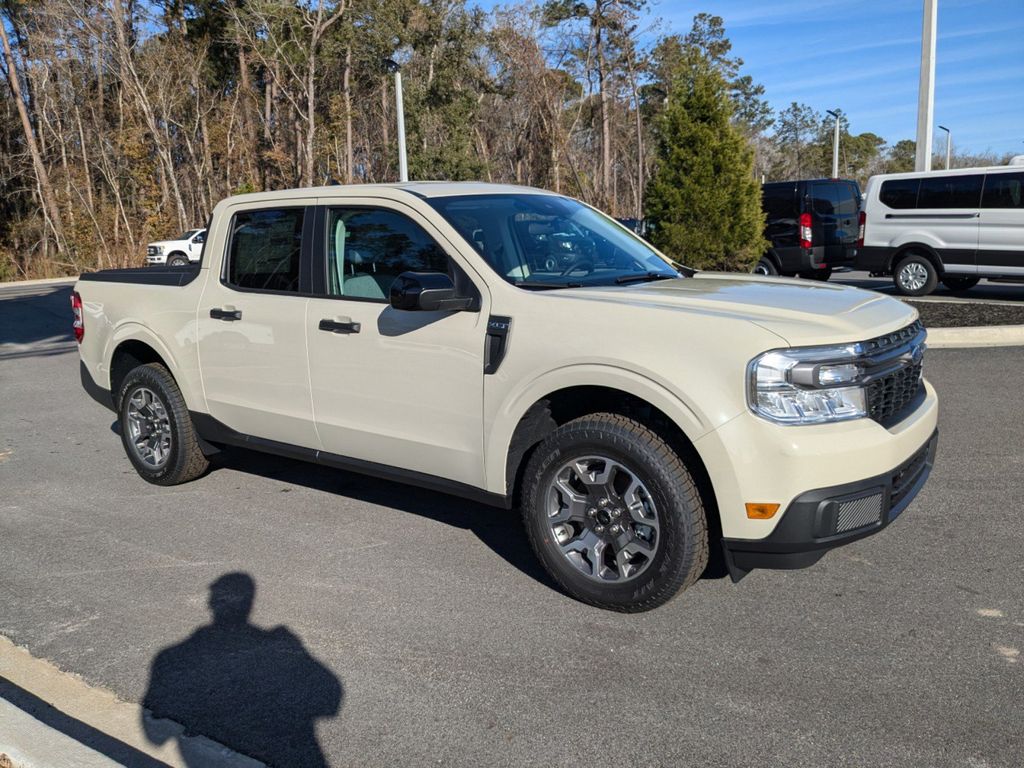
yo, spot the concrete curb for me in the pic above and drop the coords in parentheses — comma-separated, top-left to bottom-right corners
(0, 636, 261, 768)
(927, 324, 1024, 348)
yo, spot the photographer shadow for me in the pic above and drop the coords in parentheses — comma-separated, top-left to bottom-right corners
(143, 572, 341, 767)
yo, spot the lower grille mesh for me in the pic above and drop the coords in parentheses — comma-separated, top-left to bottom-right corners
(836, 493, 883, 533)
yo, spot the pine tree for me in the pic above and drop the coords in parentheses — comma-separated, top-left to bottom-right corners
(645, 56, 765, 272)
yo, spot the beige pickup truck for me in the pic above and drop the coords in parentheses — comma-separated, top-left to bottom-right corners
(74, 183, 938, 611)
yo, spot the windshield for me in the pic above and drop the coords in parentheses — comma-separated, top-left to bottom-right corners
(427, 194, 680, 288)
(176, 230, 198, 241)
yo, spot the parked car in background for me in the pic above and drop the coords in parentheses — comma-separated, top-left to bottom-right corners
(858, 160, 1024, 295)
(73, 182, 937, 612)
(146, 229, 207, 266)
(756, 179, 862, 281)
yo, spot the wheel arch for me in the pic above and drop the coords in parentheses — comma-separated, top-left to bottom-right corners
(496, 382, 721, 553)
(166, 250, 188, 261)
(889, 243, 945, 275)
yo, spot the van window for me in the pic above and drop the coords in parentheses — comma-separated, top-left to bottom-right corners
(917, 175, 984, 209)
(879, 179, 919, 209)
(762, 185, 795, 221)
(982, 172, 1024, 209)
(225, 208, 304, 292)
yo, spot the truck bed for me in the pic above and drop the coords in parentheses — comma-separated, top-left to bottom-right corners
(78, 265, 201, 287)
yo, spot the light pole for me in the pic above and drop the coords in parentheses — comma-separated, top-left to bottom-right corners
(826, 109, 841, 178)
(383, 58, 408, 183)
(915, 0, 938, 172)
(938, 124, 951, 169)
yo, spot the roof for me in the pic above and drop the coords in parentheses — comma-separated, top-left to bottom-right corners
(219, 181, 555, 207)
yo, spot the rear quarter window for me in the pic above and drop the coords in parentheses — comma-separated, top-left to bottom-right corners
(982, 172, 1024, 209)
(879, 179, 919, 209)
(762, 185, 795, 221)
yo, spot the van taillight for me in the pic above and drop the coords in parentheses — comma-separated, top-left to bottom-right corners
(71, 291, 84, 343)
(799, 212, 813, 249)
(857, 210, 866, 248)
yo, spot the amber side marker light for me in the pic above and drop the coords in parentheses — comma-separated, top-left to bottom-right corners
(745, 503, 780, 520)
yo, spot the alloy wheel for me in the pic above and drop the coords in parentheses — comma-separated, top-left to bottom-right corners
(125, 386, 173, 468)
(546, 456, 660, 582)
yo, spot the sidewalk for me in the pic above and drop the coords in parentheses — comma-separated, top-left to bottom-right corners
(0, 636, 260, 768)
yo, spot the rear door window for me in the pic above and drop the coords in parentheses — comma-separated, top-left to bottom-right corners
(879, 179, 919, 209)
(981, 172, 1024, 209)
(810, 183, 842, 215)
(225, 208, 305, 292)
(917, 175, 984, 209)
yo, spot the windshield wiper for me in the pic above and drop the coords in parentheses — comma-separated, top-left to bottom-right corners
(513, 281, 584, 290)
(614, 271, 678, 285)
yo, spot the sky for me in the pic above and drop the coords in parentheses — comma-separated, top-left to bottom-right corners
(477, 0, 1024, 156)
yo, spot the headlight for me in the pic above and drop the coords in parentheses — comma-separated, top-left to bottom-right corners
(748, 344, 867, 424)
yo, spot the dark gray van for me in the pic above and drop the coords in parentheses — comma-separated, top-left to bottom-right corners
(756, 179, 862, 280)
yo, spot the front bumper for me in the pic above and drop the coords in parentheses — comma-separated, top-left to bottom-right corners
(721, 429, 937, 580)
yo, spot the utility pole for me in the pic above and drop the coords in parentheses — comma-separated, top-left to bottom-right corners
(915, 0, 937, 172)
(938, 125, 951, 169)
(826, 109, 841, 178)
(383, 58, 409, 182)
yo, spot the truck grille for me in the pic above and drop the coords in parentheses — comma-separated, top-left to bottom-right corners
(862, 321, 925, 425)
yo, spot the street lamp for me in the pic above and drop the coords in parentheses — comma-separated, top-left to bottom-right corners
(938, 124, 951, 170)
(915, 0, 938, 172)
(383, 58, 408, 183)
(826, 109, 841, 178)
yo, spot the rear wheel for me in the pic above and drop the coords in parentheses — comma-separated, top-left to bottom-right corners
(754, 257, 778, 276)
(117, 363, 209, 486)
(167, 253, 189, 267)
(893, 253, 938, 296)
(521, 413, 708, 612)
(941, 276, 980, 292)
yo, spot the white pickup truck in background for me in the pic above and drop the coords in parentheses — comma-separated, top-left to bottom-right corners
(146, 229, 207, 266)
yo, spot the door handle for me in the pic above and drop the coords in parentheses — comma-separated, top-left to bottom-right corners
(210, 307, 242, 321)
(319, 317, 361, 334)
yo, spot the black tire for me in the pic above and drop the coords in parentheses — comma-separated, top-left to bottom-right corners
(941, 275, 980, 292)
(893, 253, 938, 296)
(754, 257, 779, 276)
(167, 253, 189, 267)
(521, 413, 708, 612)
(117, 363, 209, 486)
(799, 266, 833, 281)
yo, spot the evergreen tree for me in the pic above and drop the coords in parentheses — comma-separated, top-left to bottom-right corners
(644, 56, 764, 272)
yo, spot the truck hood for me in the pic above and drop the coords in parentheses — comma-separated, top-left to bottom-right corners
(554, 272, 918, 347)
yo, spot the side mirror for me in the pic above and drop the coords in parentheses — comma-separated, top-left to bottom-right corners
(390, 272, 474, 312)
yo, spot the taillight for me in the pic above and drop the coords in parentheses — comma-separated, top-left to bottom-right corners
(71, 290, 84, 343)
(799, 212, 813, 249)
(857, 210, 866, 248)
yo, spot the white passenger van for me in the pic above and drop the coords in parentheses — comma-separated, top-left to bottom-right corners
(858, 158, 1024, 295)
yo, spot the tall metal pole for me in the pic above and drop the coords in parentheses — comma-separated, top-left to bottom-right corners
(938, 125, 951, 169)
(915, 0, 938, 172)
(394, 71, 408, 183)
(827, 109, 841, 178)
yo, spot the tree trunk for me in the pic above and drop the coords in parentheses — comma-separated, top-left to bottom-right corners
(0, 20, 66, 249)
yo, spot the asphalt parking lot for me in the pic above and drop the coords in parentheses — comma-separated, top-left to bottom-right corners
(1, 281, 1022, 768)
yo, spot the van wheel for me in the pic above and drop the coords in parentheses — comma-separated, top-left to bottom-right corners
(893, 253, 938, 296)
(521, 413, 708, 612)
(168, 254, 189, 267)
(117, 363, 209, 486)
(754, 257, 778, 276)
(941, 276, 980, 292)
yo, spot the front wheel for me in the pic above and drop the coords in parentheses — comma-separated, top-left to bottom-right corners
(167, 254, 189, 267)
(117, 363, 209, 485)
(521, 413, 708, 612)
(893, 253, 938, 296)
(941, 276, 980, 292)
